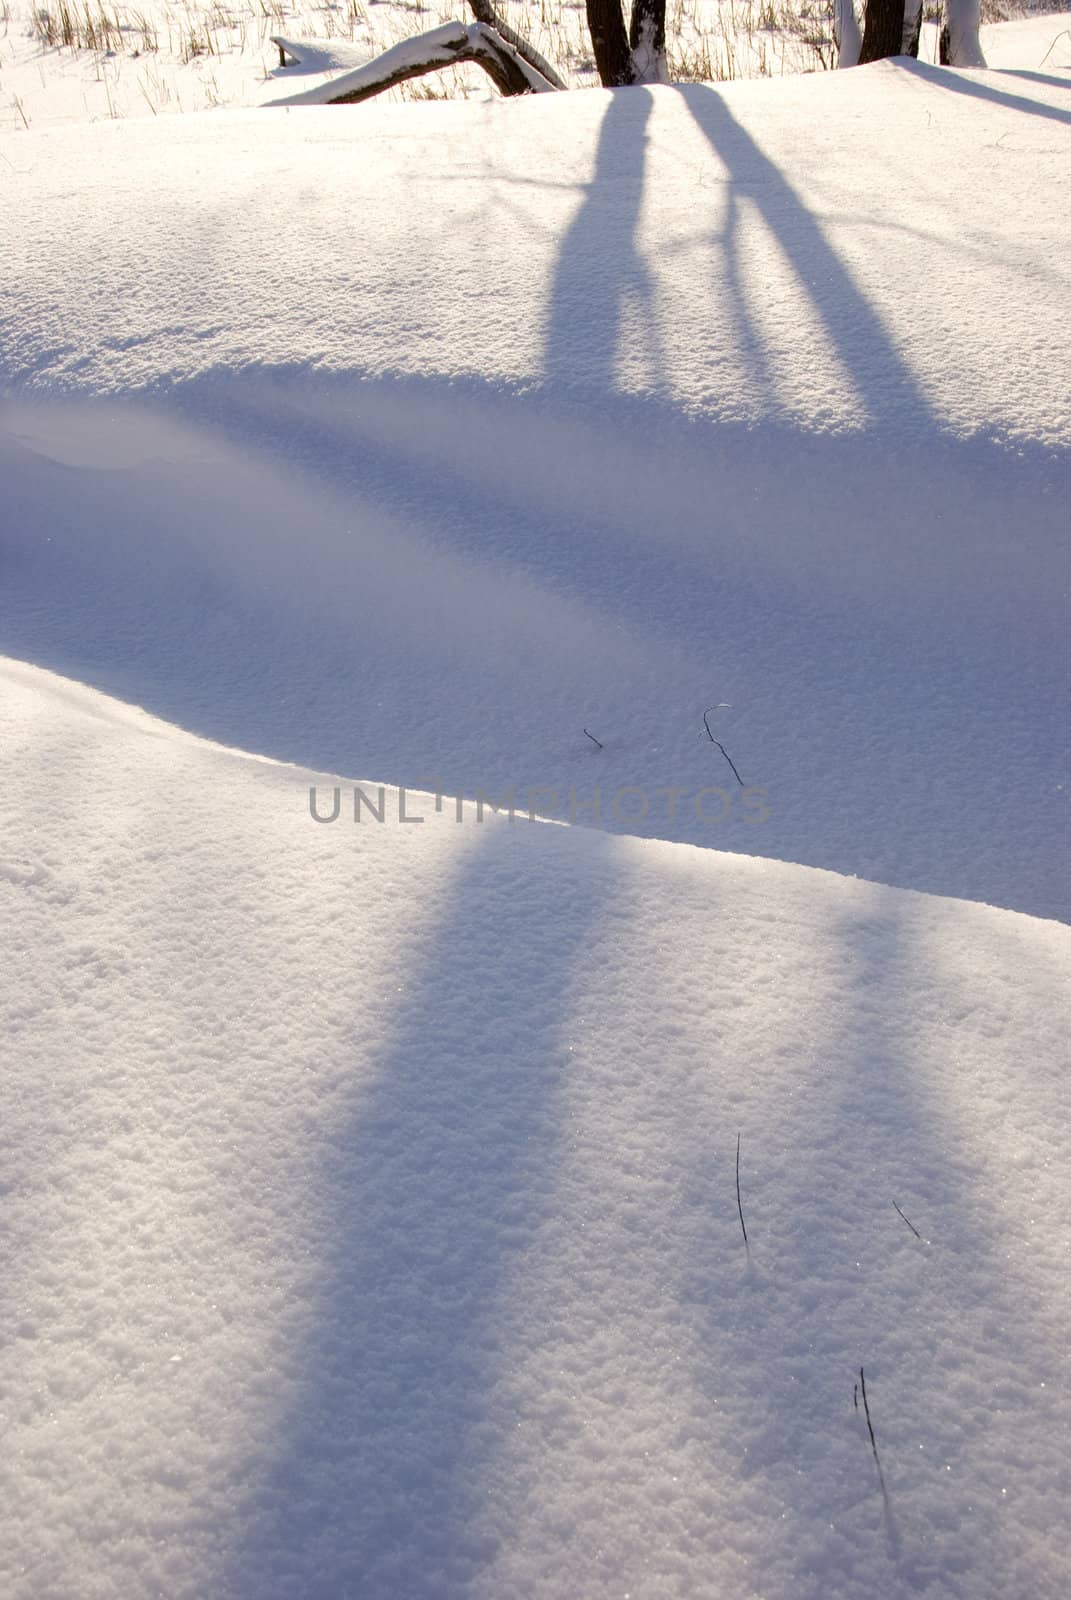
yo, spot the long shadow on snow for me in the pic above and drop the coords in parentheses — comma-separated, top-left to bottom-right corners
(676, 82, 930, 421)
(3, 88, 1069, 918)
(542, 87, 666, 391)
(998, 70, 1071, 94)
(220, 817, 607, 1599)
(679, 897, 1053, 1596)
(892, 57, 1071, 125)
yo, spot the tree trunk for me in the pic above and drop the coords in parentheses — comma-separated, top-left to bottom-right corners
(586, 0, 636, 86)
(834, 0, 863, 67)
(628, 0, 667, 83)
(858, 0, 905, 64)
(902, 0, 922, 57)
(940, 0, 986, 65)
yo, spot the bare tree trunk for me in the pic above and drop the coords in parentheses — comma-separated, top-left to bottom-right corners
(940, 0, 986, 65)
(586, 0, 636, 86)
(628, 0, 667, 82)
(858, 0, 905, 63)
(835, 0, 863, 67)
(902, 0, 922, 56)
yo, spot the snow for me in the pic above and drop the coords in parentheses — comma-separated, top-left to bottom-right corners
(5, 2, 1068, 131)
(3, 59, 1070, 917)
(982, 8, 1071, 67)
(3, 655, 1070, 1600)
(2, 11, 1070, 1599)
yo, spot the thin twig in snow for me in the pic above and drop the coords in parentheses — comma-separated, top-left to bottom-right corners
(703, 706, 744, 786)
(583, 729, 603, 750)
(1040, 28, 1071, 67)
(893, 1201, 922, 1239)
(735, 1131, 748, 1247)
(859, 1367, 888, 1495)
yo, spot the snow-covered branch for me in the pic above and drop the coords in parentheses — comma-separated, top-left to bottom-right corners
(269, 23, 559, 108)
(465, 0, 568, 90)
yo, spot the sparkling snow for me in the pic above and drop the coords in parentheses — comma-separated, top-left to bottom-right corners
(2, 15, 1070, 1600)
(2, 60, 1070, 916)
(2, 658, 1069, 1599)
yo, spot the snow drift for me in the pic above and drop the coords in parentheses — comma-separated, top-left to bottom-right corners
(1, 656, 1069, 1600)
(2, 65, 1070, 917)
(2, 33, 1070, 1600)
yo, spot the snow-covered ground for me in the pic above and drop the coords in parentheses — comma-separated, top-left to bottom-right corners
(2, 655, 1070, 1600)
(4, 54, 1070, 916)
(0, 0, 799, 129)
(4, 0, 1071, 128)
(2, 10, 1070, 1599)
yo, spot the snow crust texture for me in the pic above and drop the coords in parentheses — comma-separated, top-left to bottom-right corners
(2, 63, 1070, 918)
(2, 34, 1070, 1599)
(2, 66, 1070, 446)
(1, 658, 1070, 1600)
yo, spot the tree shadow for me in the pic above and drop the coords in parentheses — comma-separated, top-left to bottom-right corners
(677, 81, 929, 423)
(998, 70, 1071, 93)
(543, 86, 665, 394)
(678, 890, 1063, 1595)
(222, 816, 612, 1599)
(4, 77, 1068, 922)
(893, 57, 1071, 125)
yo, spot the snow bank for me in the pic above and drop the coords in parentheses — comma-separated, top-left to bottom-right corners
(2, 655, 1069, 1600)
(982, 9, 1071, 69)
(2, 31, 1070, 1598)
(2, 63, 1069, 916)
(3, 66, 1069, 445)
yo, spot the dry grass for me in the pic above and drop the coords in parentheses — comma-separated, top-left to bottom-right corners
(26, 0, 836, 84)
(35, 2, 131, 49)
(25, 0, 1042, 108)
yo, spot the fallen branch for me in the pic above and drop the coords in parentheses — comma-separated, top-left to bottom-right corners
(465, 0, 568, 90)
(270, 23, 559, 107)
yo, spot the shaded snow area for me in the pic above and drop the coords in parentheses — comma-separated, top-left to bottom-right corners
(3, 63, 1070, 917)
(2, 658, 1070, 1600)
(2, 27, 1070, 1600)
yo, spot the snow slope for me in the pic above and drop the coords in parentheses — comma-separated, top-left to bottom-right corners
(983, 8, 1071, 68)
(2, 31, 1070, 1600)
(2, 655, 1069, 1600)
(3, 60, 1070, 917)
